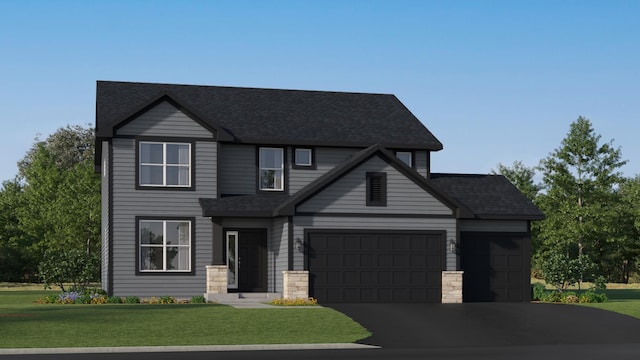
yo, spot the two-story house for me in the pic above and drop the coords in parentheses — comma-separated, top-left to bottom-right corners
(95, 81, 544, 303)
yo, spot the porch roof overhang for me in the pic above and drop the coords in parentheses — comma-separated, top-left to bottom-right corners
(199, 194, 291, 218)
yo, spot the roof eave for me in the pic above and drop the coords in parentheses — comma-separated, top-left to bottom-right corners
(472, 214, 546, 221)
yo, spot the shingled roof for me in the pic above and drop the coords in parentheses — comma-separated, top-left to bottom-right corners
(429, 173, 545, 220)
(95, 81, 443, 150)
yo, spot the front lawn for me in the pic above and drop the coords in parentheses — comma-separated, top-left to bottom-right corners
(0, 290, 371, 349)
(578, 288, 640, 319)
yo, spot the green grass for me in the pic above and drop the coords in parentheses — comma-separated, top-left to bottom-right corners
(578, 288, 640, 319)
(0, 290, 371, 349)
(531, 279, 640, 319)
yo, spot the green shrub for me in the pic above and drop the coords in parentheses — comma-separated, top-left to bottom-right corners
(36, 294, 59, 304)
(270, 297, 319, 306)
(579, 291, 608, 303)
(591, 276, 607, 291)
(107, 296, 123, 304)
(38, 249, 100, 293)
(159, 295, 176, 304)
(531, 282, 547, 301)
(75, 293, 92, 304)
(561, 292, 579, 303)
(124, 296, 140, 304)
(544, 291, 563, 303)
(190, 295, 206, 304)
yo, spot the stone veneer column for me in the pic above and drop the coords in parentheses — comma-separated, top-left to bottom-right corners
(206, 265, 228, 294)
(441, 271, 464, 303)
(282, 270, 309, 299)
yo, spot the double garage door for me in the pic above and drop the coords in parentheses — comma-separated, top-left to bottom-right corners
(307, 231, 445, 303)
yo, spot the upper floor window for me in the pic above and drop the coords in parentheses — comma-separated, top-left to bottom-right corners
(395, 151, 413, 167)
(293, 147, 316, 169)
(139, 142, 191, 187)
(139, 219, 191, 272)
(259, 147, 284, 191)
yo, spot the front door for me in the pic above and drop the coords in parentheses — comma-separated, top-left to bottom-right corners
(226, 229, 267, 292)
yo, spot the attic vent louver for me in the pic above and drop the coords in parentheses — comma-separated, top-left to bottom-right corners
(366, 172, 387, 206)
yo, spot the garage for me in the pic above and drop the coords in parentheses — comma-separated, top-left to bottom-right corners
(307, 230, 445, 303)
(461, 232, 531, 302)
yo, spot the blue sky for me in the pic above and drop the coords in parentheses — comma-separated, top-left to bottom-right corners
(1, 0, 639, 183)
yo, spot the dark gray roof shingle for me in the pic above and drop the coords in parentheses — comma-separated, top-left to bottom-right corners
(96, 81, 443, 150)
(430, 173, 545, 220)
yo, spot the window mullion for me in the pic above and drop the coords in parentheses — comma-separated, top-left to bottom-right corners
(162, 221, 167, 271)
(162, 143, 167, 186)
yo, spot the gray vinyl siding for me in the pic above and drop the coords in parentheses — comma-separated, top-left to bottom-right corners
(415, 150, 428, 178)
(270, 217, 289, 293)
(288, 147, 359, 193)
(116, 101, 213, 138)
(100, 141, 110, 293)
(293, 216, 458, 271)
(110, 138, 216, 298)
(219, 144, 256, 195)
(297, 156, 453, 215)
(460, 220, 529, 232)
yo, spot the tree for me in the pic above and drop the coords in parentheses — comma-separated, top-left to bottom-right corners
(537, 117, 627, 284)
(607, 176, 640, 282)
(493, 161, 542, 201)
(0, 124, 101, 283)
(0, 180, 38, 281)
(17, 125, 100, 256)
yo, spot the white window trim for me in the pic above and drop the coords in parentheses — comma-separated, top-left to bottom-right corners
(226, 231, 239, 289)
(259, 147, 284, 191)
(139, 219, 191, 272)
(294, 148, 313, 167)
(139, 141, 191, 187)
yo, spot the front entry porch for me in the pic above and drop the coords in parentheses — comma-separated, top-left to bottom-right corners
(204, 265, 308, 303)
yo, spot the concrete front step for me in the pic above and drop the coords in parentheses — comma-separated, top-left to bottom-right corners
(204, 292, 282, 304)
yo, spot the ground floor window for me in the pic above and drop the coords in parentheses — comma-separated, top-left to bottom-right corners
(139, 219, 191, 272)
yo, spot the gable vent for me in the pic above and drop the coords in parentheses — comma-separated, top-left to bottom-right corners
(366, 172, 387, 206)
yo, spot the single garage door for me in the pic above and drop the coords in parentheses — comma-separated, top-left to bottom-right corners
(307, 230, 445, 303)
(461, 232, 531, 302)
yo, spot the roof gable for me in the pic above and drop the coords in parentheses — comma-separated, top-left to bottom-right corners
(116, 100, 213, 138)
(97, 88, 233, 141)
(295, 154, 453, 215)
(276, 144, 469, 217)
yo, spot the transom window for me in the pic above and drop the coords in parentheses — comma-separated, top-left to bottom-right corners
(139, 142, 191, 187)
(259, 147, 284, 191)
(139, 219, 191, 272)
(396, 151, 413, 167)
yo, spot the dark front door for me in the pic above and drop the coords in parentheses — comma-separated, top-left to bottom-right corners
(237, 229, 268, 292)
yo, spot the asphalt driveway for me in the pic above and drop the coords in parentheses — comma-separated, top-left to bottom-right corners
(328, 302, 640, 349)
